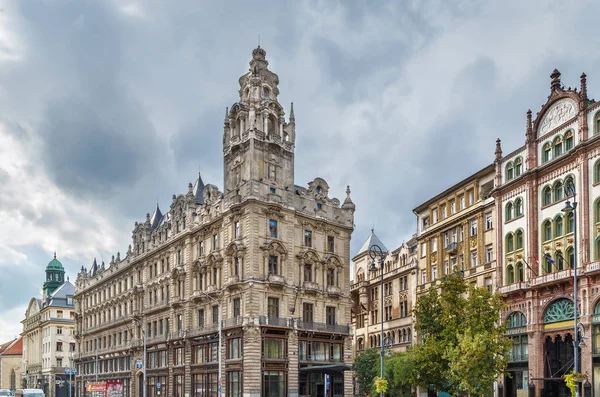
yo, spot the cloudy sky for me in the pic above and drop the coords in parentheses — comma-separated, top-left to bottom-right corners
(1, 0, 600, 341)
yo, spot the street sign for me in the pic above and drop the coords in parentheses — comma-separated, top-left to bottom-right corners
(64, 368, 77, 375)
(135, 359, 143, 369)
(218, 386, 222, 393)
(156, 382, 162, 389)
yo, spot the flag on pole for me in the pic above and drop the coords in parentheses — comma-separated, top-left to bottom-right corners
(544, 253, 556, 265)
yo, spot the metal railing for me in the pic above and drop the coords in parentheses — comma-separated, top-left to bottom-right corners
(296, 320, 350, 334)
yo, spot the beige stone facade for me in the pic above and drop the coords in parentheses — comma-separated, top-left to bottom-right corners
(350, 232, 417, 359)
(494, 70, 600, 397)
(0, 337, 22, 391)
(74, 47, 355, 397)
(21, 260, 76, 397)
(413, 165, 497, 296)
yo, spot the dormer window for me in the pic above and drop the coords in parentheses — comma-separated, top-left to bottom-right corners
(316, 203, 322, 210)
(316, 186, 322, 193)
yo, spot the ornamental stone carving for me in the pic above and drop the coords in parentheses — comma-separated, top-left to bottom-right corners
(539, 99, 577, 135)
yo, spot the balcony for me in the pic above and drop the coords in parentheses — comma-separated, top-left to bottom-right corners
(585, 261, 600, 274)
(146, 300, 169, 313)
(303, 281, 320, 294)
(326, 285, 342, 298)
(188, 323, 219, 337)
(170, 297, 185, 308)
(530, 269, 572, 287)
(350, 280, 369, 290)
(223, 316, 244, 329)
(259, 316, 292, 328)
(499, 282, 528, 295)
(296, 320, 350, 335)
(268, 274, 285, 285)
(226, 275, 240, 285)
(445, 242, 458, 254)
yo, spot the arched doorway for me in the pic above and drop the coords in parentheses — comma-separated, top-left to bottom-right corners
(505, 312, 528, 397)
(138, 372, 144, 397)
(542, 298, 576, 397)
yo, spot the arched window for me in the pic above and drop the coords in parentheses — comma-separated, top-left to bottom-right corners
(506, 202, 514, 221)
(595, 198, 600, 224)
(263, 86, 270, 98)
(553, 136, 563, 158)
(515, 198, 523, 217)
(506, 264, 515, 284)
(267, 116, 277, 136)
(506, 162, 514, 181)
(516, 262, 524, 282)
(555, 216, 563, 237)
(567, 212, 575, 234)
(595, 160, 600, 184)
(543, 143, 552, 163)
(595, 112, 600, 135)
(542, 220, 552, 242)
(564, 130, 574, 151)
(515, 157, 523, 177)
(542, 186, 552, 206)
(506, 311, 526, 329)
(596, 237, 600, 261)
(516, 230, 524, 250)
(554, 180, 563, 202)
(506, 233, 514, 253)
(564, 176, 575, 196)
(543, 298, 574, 324)
(556, 250, 564, 270)
(566, 246, 574, 267)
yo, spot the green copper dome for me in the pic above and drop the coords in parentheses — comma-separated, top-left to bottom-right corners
(46, 252, 64, 271)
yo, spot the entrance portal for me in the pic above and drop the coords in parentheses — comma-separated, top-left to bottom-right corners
(542, 334, 576, 397)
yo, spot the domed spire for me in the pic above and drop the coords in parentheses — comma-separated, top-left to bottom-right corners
(550, 69, 562, 92)
(342, 185, 356, 212)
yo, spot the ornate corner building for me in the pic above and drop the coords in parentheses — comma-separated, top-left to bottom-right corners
(21, 255, 76, 397)
(494, 70, 600, 397)
(73, 47, 356, 397)
(350, 231, 418, 358)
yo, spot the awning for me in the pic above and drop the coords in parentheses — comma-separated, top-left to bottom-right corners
(299, 364, 353, 373)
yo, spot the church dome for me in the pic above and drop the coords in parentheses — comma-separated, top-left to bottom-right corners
(46, 253, 64, 271)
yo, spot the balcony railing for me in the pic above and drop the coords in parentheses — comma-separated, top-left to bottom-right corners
(499, 282, 528, 294)
(530, 269, 572, 287)
(326, 285, 342, 297)
(188, 323, 219, 337)
(223, 316, 244, 329)
(303, 281, 320, 293)
(446, 242, 458, 253)
(259, 316, 292, 328)
(350, 280, 369, 290)
(296, 320, 350, 335)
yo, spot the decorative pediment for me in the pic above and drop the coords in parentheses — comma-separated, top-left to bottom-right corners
(170, 266, 186, 279)
(225, 241, 246, 258)
(263, 205, 284, 220)
(297, 248, 320, 265)
(261, 240, 288, 258)
(206, 252, 223, 268)
(324, 253, 343, 268)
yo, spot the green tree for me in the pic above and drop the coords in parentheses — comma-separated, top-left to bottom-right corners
(411, 271, 511, 397)
(353, 348, 379, 396)
(372, 351, 414, 397)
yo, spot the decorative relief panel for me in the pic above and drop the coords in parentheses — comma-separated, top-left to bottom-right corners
(539, 99, 577, 135)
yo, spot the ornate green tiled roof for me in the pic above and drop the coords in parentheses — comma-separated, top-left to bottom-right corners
(46, 253, 64, 271)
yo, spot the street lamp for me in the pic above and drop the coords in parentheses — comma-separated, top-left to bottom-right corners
(369, 244, 386, 397)
(562, 179, 580, 396)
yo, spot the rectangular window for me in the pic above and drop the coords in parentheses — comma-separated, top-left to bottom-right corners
(234, 221, 240, 239)
(174, 347, 184, 366)
(233, 298, 241, 318)
(303, 264, 313, 282)
(441, 205, 447, 219)
(213, 234, 218, 250)
(263, 371, 285, 397)
(57, 327, 62, 335)
(432, 208, 438, 223)
(268, 255, 278, 275)
(268, 297, 279, 318)
(421, 270, 427, 284)
(327, 236, 335, 253)
(421, 243, 427, 257)
(486, 213, 493, 230)
(450, 199, 456, 214)
(326, 268, 335, 287)
(57, 358, 62, 367)
(470, 250, 478, 268)
(486, 245, 493, 263)
(228, 338, 242, 360)
(444, 261, 449, 275)
(198, 241, 204, 257)
(177, 249, 182, 265)
(269, 219, 278, 238)
(459, 195, 465, 209)
(326, 306, 336, 326)
(485, 277, 493, 293)
(302, 303, 314, 323)
(263, 337, 286, 359)
(432, 265, 438, 280)
(470, 220, 478, 236)
(227, 371, 242, 397)
(212, 305, 219, 324)
(197, 309, 204, 328)
(431, 238, 437, 252)
(234, 257, 240, 276)
(304, 230, 312, 247)
(459, 225, 464, 241)
(468, 189, 475, 205)
(177, 314, 183, 332)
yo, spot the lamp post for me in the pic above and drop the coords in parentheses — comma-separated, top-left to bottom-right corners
(369, 244, 385, 397)
(562, 179, 580, 397)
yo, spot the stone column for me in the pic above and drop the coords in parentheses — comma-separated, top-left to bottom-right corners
(242, 325, 261, 397)
(288, 331, 299, 397)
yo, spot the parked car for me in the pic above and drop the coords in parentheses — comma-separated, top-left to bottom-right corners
(15, 389, 44, 397)
(0, 389, 12, 396)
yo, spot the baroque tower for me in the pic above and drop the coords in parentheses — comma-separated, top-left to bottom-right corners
(42, 253, 65, 299)
(223, 46, 296, 205)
